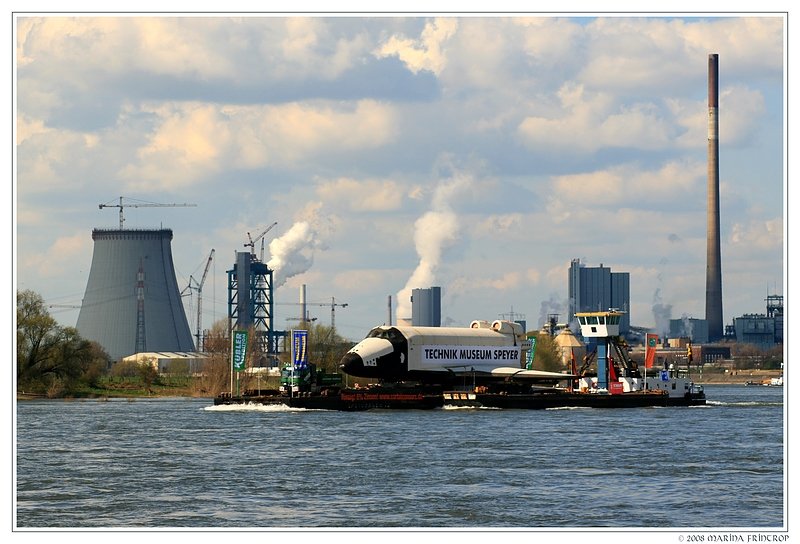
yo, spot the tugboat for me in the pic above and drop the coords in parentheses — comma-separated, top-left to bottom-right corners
(443, 310, 706, 409)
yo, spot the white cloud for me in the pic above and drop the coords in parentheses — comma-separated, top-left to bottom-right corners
(518, 82, 676, 153)
(730, 218, 783, 252)
(547, 159, 705, 214)
(118, 99, 398, 190)
(314, 177, 406, 212)
(374, 18, 458, 75)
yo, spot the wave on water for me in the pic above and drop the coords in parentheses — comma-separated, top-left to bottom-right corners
(705, 400, 783, 407)
(203, 403, 320, 413)
(441, 405, 501, 411)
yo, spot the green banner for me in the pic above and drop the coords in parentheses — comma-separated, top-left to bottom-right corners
(526, 336, 537, 370)
(231, 330, 248, 372)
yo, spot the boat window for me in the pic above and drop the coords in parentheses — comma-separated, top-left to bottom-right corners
(598, 316, 605, 325)
(578, 316, 586, 325)
(588, 316, 598, 325)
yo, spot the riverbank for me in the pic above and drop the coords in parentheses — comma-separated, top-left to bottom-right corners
(695, 369, 783, 384)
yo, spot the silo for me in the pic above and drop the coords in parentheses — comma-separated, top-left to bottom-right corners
(76, 229, 195, 361)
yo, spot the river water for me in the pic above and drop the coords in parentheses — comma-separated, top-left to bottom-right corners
(15, 385, 785, 530)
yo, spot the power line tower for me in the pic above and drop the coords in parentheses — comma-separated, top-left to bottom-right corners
(99, 196, 196, 228)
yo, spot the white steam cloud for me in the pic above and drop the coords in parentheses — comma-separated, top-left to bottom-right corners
(267, 219, 324, 288)
(396, 173, 471, 320)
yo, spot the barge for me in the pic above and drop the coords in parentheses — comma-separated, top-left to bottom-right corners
(214, 384, 444, 410)
(214, 311, 705, 411)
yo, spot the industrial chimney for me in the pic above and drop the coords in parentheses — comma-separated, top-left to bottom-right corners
(705, 53, 724, 341)
(76, 229, 195, 360)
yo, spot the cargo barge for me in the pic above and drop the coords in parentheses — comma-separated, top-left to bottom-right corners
(214, 311, 705, 411)
(442, 379, 706, 409)
(214, 385, 444, 410)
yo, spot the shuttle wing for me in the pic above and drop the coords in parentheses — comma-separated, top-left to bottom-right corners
(489, 367, 575, 380)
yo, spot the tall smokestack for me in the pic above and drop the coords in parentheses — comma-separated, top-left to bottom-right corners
(300, 283, 307, 323)
(706, 53, 723, 341)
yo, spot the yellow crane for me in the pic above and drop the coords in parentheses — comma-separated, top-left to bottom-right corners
(99, 196, 197, 229)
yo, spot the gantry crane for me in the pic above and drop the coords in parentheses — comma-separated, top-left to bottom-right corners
(244, 221, 278, 261)
(181, 249, 215, 351)
(99, 196, 197, 229)
(276, 297, 349, 332)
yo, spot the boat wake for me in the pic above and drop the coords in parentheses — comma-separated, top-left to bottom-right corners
(204, 403, 320, 413)
(441, 405, 501, 411)
(705, 400, 783, 408)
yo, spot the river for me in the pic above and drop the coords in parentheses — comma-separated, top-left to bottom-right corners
(15, 384, 784, 531)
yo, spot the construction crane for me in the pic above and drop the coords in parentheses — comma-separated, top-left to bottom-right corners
(276, 297, 349, 332)
(99, 196, 197, 229)
(181, 249, 215, 351)
(244, 221, 278, 261)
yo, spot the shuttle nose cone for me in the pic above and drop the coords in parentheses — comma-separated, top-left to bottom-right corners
(340, 352, 364, 376)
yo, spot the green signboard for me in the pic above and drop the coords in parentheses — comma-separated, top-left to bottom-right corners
(525, 336, 537, 370)
(231, 330, 248, 372)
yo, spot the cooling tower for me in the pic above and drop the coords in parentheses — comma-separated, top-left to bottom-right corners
(706, 53, 724, 341)
(76, 229, 195, 361)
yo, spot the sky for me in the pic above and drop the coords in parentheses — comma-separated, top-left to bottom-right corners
(13, 11, 788, 343)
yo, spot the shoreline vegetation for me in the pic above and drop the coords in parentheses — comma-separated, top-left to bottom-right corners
(15, 368, 783, 401)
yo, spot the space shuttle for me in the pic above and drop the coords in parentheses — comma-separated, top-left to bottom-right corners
(340, 320, 574, 384)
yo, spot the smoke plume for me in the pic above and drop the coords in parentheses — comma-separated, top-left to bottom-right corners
(396, 173, 470, 320)
(651, 288, 672, 338)
(267, 220, 322, 288)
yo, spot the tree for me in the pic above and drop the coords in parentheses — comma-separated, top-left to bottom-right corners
(305, 322, 351, 373)
(16, 289, 111, 395)
(529, 332, 565, 373)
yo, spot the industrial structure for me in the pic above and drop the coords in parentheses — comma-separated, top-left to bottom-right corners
(181, 248, 215, 351)
(76, 228, 195, 361)
(227, 250, 284, 363)
(568, 259, 630, 334)
(411, 286, 442, 327)
(706, 53, 724, 342)
(276, 284, 348, 332)
(728, 294, 783, 350)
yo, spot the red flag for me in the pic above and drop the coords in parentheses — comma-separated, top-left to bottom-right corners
(645, 333, 658, 369)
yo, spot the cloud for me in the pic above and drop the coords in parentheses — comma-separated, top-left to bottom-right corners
(375, 18, 458, 75)
(547, 159, 705, 214)
(730, 217, 783, 251)
(118, 99, 398, 190)
(518, 82, 677, 153)
(22, 232, 91, 278)
(314, 177, 407, 212)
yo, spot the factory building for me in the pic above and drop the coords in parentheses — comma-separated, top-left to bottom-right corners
(728, 295, 783, 350)
(411, 286, 442, 327)
(669, 318, 709, 345)
(568, 259, 630, 334)
(76, 228, 195, 361)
